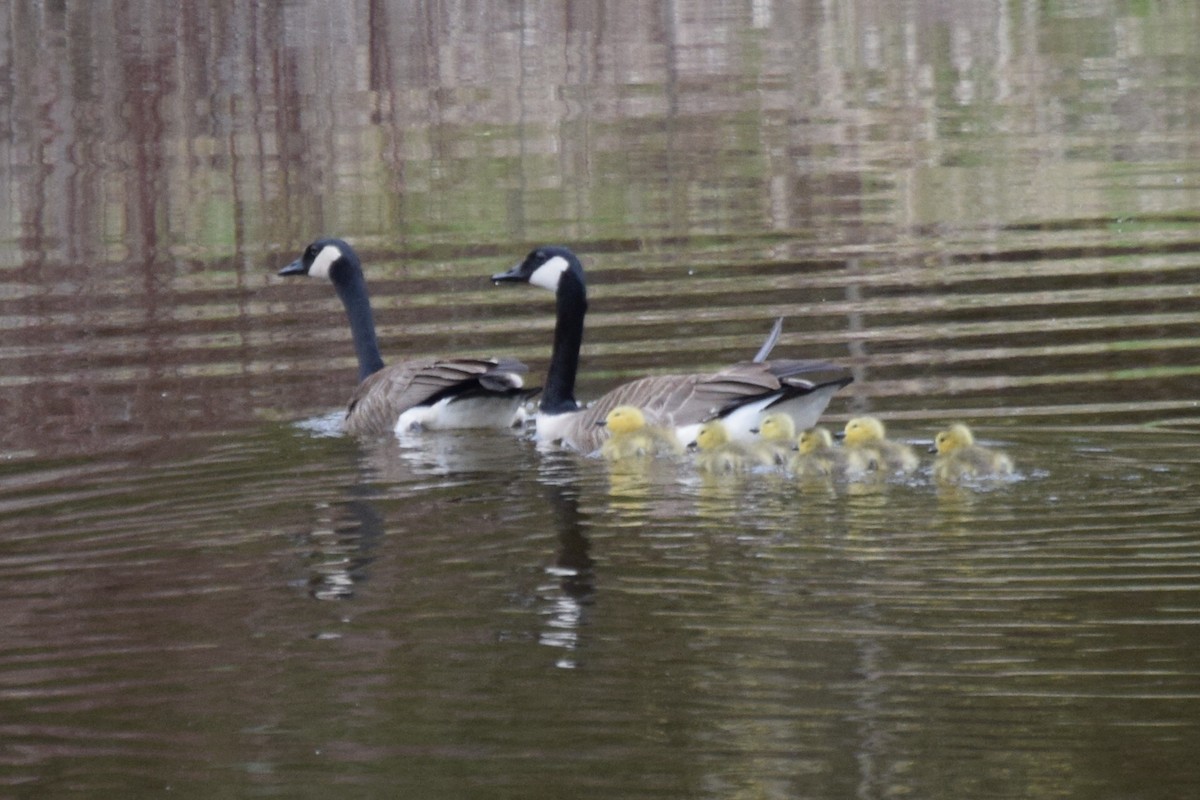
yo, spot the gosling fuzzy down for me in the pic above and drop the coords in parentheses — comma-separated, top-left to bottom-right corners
(688, 420, 751, 474)
(790, 426, 874, 478)
(932, 423, 1014, 480)
(749, 412, 798, 467)
(842, 416, 919, 474)
(598, 405, 681, 461)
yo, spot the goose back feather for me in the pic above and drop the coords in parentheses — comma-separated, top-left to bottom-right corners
(346, 356, 533, 435)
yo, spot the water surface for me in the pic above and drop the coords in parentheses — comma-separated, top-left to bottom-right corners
(2, 2, 1200, 798)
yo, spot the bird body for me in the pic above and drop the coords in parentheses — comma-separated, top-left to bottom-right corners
(788, 426, 871, 478)
(598, 405, 682, 461)
(932, 423, 1014, 480)
(688, 420, 751, 474)
(280, 238, 537, 435)
(491, 247, 851, 452)
(842, 416, 919, 474)
(750, 412, 798, 467)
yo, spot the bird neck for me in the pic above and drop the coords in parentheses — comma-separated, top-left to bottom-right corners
(541, 268, 587, 414)
(333, 268, 386, 382)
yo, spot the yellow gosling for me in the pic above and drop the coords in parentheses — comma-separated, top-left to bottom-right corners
(789, 426, 873, 478)
(842, 416, 919, 474)
(689, 420, 749, 474)
(749, 412, 797, 467)
(932, 423, 1014, 481)
(599, 406, 654, 461)
(599, 405, 680, 461)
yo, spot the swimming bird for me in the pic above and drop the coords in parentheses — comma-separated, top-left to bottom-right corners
(842, 416, 919, 474)
(750, 412, 798, 466)
(490, 247, 852, 452)
(789, 426, 871, 478)
(687, 420, 750, 474)
(598, 405, 681, 461)
(279, 238, 539, 436)
(932, 423, 1014, 480)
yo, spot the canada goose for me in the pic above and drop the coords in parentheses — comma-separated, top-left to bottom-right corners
(750, 412, 798, 466)
(597, 405, 681, 461)
(932, 423, 1014, 480)
(790, 426, 872, 478)
(842, 416, 919, 474)
(491, 247, 852, 452)
(687, 420, 750, 474)
(280, 238, 539, 435)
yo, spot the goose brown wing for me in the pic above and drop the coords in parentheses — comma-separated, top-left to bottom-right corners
(667, 359, 846, 421)
(344, 357, 531, 435)
(557, 360, 844, 451)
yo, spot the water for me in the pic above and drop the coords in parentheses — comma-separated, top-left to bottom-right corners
(3, 1, 1200, 797)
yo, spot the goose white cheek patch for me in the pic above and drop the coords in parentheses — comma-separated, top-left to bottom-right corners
(529, 255, 570, 291)
(309, 244, 343, 279)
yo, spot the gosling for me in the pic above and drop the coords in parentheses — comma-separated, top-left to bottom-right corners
(749, 412, 798, 467)
(842, 416, 919, 474)
(790, 426, 873, 478)
(598, 405, 680, 461)
(688, 420, 750, 474)
(932, 423, 1013, 480)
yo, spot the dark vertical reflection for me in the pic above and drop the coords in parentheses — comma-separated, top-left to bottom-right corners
(300, 492, 386, 602)
(115, 4, 169, 263)
(535, 453, 596, 668)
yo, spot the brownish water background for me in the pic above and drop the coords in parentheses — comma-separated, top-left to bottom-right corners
(2, 3, 1199, 798)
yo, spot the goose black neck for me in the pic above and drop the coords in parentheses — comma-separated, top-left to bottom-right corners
(541, 268, 587, 414)
(333, 267, 386, 381)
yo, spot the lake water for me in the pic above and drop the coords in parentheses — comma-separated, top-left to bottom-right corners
(2, 2, 1200, 797)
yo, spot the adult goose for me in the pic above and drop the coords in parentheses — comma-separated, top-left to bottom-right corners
(280, 238, 538, 436)
(491, 246, 852, 453)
